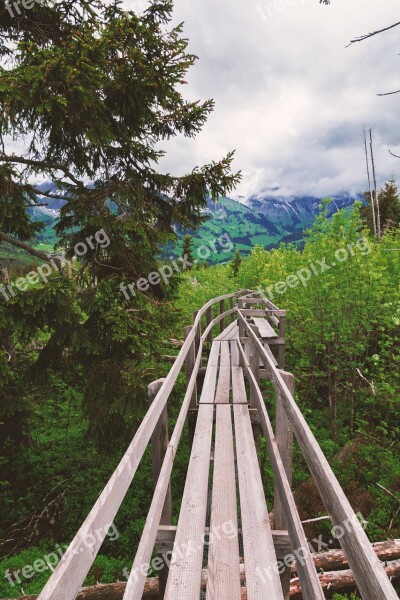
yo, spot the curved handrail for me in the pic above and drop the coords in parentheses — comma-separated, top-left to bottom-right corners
(38, 290, 251, 600)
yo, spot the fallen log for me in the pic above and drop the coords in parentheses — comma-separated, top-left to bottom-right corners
(290, 558, 400, 599)
(7, 541, 400, 600)
(293, 538, 400, 574)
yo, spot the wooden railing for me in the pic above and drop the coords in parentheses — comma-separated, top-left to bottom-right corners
(37, 290, 398, 600)
(37, 289, 253, 600)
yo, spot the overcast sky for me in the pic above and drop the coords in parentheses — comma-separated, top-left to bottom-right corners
(129, 0, 400, 200)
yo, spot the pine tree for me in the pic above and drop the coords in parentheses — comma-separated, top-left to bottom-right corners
(361, 179, 400, 235)
(0, 0, 241, 447)
(230, 249, 242, 277)
(182, 235, 194, 269)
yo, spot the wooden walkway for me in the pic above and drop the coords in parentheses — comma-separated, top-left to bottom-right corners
(37, 291, 398, 600)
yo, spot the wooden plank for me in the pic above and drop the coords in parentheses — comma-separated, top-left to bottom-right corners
(274, 370, 295, 599)
(261, 342, 278, 367)
(164, 404, 215, 600)
(253, 317, 278, 339)
(155, 526, 291, 558)
(278, 315, 286, 369)
(38, 322, 200, 600)
(215, 343, 231, 404)
(214, 320, 237, 341)
(206, 405, 241, 599)
(236, 339, 324, 600)
(231, 363, 247, 405)
(274, 371, 294, 529)
(202, 308, 237, 343)
(227, 324, 239, 340)
(237, 312, 399, 600)
(207, 341, 221, 367)
(219, 341, 231, 366)
(230, 341, 239, 367)
(149, 380, 172, 527)
(240, 336, 285, 346)
(233, 403, 284, 599)
(123, 329, 205, 600)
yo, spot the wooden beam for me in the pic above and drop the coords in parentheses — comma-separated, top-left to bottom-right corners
(237, 311, 399, 600)
(207, 405, 241, 599)
(164, 404, 215, 600)
(233, 402, 284, 599)
(236, 339, 324, 600)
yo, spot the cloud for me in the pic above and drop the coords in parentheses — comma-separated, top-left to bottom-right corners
(130, 0, 400, 199)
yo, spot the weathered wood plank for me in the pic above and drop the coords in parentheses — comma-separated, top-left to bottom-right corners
(231, 362, 247, 406)
(236, 339, 324, 600)
(206, 405, 241, 599)
(155, 525, 292, 558)
(233, 402, 284, 600)
(215, 343, 231, 404)
(253, 317, 278, 339)
(123, 335, 205, 600)
(274, 371, 294, 529)
(261, 342, 278, 367)
(214, 320, 237, 341)
(38, 323, 200, 600)
(237, 311, 398, 600)
(227, 324, 239, 340)
(207, 341, 221, 367)
(230, 340, 239, 367)
(164, 404, 215, 600)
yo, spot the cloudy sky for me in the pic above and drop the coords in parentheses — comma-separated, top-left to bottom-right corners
(129, 0, 400, 200)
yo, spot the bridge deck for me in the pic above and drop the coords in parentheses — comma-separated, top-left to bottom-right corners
(166, 328, 284, 598)
(37, 291, 398, 600)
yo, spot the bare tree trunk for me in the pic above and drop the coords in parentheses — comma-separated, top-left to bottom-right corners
(369, 128, 381, 240)
(363, 126, 377, 237)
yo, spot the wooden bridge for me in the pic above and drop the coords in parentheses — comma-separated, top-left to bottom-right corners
(38, 291, 398, 600)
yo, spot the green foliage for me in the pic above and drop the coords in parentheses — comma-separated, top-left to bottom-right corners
(230, 248, 242, 277)
(231, 203, 400, 538)
(181, 235, 194, 268)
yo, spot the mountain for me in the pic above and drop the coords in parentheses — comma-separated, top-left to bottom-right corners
(165, 192, 361, 263)
(246, 191, 362, 236)
(26, 189, 361, 264)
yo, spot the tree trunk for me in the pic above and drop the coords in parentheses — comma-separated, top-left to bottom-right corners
(8, 542, 400, 600)
(290, 559, 400, 599)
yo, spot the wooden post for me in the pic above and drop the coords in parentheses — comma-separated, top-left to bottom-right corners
(206, 305, 213, 343)
(238, 298, 246, 340)
(148, 379, 172, 596)
(278, 314, 286, 369)
(229, 296, 235, 323)
(184, 325, 198, 449)
(193, 311, 201, 355)
(274, 370, 294, 599)
(248, 337, 259, 409)
(219, 299, 225, 334)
